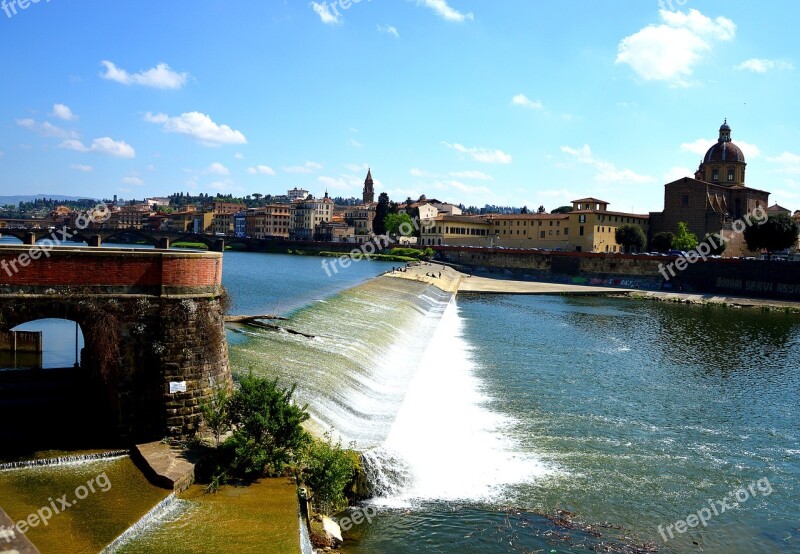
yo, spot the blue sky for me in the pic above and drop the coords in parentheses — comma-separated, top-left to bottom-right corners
(0, 0, 799, 213)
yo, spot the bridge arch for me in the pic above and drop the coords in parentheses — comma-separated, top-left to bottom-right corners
(0, 245, 231, 445)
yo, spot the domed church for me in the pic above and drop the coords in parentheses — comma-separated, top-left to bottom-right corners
(649, 120, 770, 257)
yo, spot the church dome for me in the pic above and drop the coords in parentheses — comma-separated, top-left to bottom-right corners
(704, 141, 745, 163)
(703, 119, 745, 163)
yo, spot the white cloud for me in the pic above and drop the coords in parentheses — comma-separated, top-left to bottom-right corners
(664, 166, 694, 182)
(122, 176, 144, 186)
(145, 111, 247, 146)
(377, 24, 400, 38)
(60, 137, 136, 158)
(616, 9, 736, 87)
(16, 118, 78, 139)
(735, 58, 793, 73)
(283, 161, 324, 174)
(767, 152, 800, 174)
(234, 152, 245, 160)
(417, 0, 474, 22)
(51, 103, 77, 121)
(69, 164, 94, 172)
(561, 144, 654, 184)
(310, 2, 342, 24)
(443, 142, 512, 164)
(208, 178, 243, 193)
(100, 61, 189, 89)
(349, 138, 363, 148)
(431, 179, 491, 196)
(449, 170, 494, 181)
(248, 165, 277, 175)
(412, 168, 494, 181)
(680, 137, 761, 159)
(511, 94, 543, 110)
(206, 162, 230, 176)
(345, 163, 369, 172)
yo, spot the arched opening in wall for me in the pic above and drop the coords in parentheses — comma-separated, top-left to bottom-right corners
(0, 319, 116, 455)
(0, 235, 22, 245)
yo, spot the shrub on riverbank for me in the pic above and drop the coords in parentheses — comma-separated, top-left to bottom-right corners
(172, 241, 209, 250)
(301, 432, 359, 514)
(199, 373, 364, 515)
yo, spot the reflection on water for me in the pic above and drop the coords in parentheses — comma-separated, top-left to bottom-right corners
(1, 319, 85, 369)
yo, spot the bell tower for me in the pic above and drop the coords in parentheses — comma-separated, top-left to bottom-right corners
(362, 168, 375, 204)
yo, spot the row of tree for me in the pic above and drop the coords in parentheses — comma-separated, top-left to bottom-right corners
(616, 214, 800, 258)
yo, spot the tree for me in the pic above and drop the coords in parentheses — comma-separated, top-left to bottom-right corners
(252, 193, 263, 205)
(701, 233, 727, 256)
(651, 232, 674, 253)
(551, 206, 574, 214)
(615, 224, 647, 253)
(744, 213, 800, 259)
(672, 222, 698, 251)
(301, 432, 358, 514)
(373, 192, 391, 235)
(537, 205, 546, 214)
(225, 373, 310, 478)
(520, 206, 529, 214)
(201, 385, 231, 448)
(384, 213, 415, 236)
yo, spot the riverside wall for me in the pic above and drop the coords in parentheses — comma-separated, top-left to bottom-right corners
(435, 247, 800, 301)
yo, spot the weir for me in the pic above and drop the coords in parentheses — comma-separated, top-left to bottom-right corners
(230, 275, 542, 504)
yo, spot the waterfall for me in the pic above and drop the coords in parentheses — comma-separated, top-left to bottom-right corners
(0, 450, 130, 471)
(100, 493, 182, 553)
(299, 514, 314, 554)
(232, 276, 548, 507)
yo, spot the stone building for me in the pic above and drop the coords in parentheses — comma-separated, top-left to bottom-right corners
(487, 198, 649, 253)
(649, 121, 770, 256)
(289, 193, 334, 240)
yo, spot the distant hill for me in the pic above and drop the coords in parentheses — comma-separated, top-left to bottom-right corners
(0, 194, 99, 205)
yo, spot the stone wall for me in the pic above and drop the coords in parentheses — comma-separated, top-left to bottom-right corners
(0, 246, 232, 442)
(436, 246, 800, 300)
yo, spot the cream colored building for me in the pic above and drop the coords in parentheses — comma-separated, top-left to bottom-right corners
(484, 198, 648, 253)
(246, 205, 291, 239)
(421, 215, 493, 246)
(290, 194, 334, 240)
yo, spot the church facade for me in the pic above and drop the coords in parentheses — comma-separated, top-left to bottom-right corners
(648, 121, 770, 257)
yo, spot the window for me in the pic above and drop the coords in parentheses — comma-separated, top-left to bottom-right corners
(712, 170, 719, 181)
(549, 230, 553, 235)
(540, 231, 545, 238)
(579, 226, 584, 236)
(682, 195, 689, 206)
(564, 228, 569, 236)
(728, 169, 735, 182)
(579, 214, 586, 223)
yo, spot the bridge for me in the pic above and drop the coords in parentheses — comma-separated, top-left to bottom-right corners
(0, 245, 232, 448)
(0, 226, 235, 251)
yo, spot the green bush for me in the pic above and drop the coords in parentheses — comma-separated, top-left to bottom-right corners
(224, 373, 310, 479)
(302, 432, 358, 514)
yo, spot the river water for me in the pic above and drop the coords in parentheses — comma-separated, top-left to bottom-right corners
(2, 243, 798, 552)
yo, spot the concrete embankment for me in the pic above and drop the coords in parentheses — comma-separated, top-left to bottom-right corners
(385, 264, 800, 311)
(385, 263, 634, 297)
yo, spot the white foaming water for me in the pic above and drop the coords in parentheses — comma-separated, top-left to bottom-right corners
(371, 298, 550, 505)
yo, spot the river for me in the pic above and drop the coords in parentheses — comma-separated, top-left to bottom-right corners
(2, 241, 799, 552)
